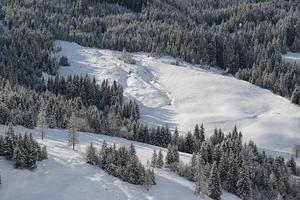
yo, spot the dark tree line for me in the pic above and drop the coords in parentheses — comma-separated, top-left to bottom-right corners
(86, 142, 155, 187)
(0, 124, 47, 170)
(46, 75, 123, 110)
(1, 0, 300, 104)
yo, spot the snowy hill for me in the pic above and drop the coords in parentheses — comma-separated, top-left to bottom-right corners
(283, 52, 300, 64)
(54, 41, 300, 155)
(0, 126, 239, 200)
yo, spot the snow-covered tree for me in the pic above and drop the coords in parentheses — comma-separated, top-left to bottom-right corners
(122, 48, 136, 64)
(13, 135, 26, 169)
(68, 112, 79, 150)
(151, 149, 157, 168)
(144, 168, 155, 190)
(194, 156, 208, 195)
(37, 103, 48, 140)
(41, 146, 48, 160)
(157, 150, 164, 168)
(286, 157, 297, 175)
(237, 163, 252, 200)
(86, 142, 98, 165)
(208, 162, 222, 200)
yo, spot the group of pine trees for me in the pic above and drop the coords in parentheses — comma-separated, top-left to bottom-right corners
(1, 0, 300, 105)
(0, 75, 139, 135)
(0, 123, 47, 170)
(148, 126, 300, 200)
(86, 142, 155, 188)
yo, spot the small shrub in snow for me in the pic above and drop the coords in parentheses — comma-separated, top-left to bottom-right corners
(59, 56, 70, 66)
(122, 48, 136, 64)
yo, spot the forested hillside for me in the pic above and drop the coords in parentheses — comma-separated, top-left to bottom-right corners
(1, 0, 300, 104)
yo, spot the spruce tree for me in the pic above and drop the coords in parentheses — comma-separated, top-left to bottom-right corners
(4, 132, 14, 160)
(0, 136, 5, 156)
(126, 155, 144, 185)
(286, 157, 297, 175)
(237, 164, 252, 200)
(86, 142, 98, 165)
(194, 156, 208, 195)
(13, 135, 26, 169)
(37, 103, 48, 140)
(157, 150, 164, 168)
(165, 144, 173, 167)
(194, 124, 200, 139)
(208, 162, 222, 200)
(144, 168, 156, 191)
(199, 123, 205, 143)
(173, 127, 179, 145)
(23, 133, 37, 169)
(151, 149, 157, 168)
(225, 154, 238, 193)
(68, 112, 78, 150)
(99, 140, 108, 169)
(41, 146, 48, 160)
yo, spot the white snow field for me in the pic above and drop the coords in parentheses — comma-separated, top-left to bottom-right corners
(54, 40, 300, 155)
(283, 52, 300, 64)
(0, 126, 239, 200)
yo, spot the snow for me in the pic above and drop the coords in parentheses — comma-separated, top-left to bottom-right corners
(0, 126, 239, 200)
(0, 20, 9, 32)
(54, 40, 300, 155)
(282, 52, 300, 64)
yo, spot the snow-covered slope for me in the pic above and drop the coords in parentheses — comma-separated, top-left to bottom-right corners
(283, 52, 300, 64)
(54, 41, 300, 154)
(0, 126, 239, 200)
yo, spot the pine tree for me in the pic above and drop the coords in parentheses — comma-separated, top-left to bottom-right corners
(13, 135, 26, 169)
(23, 133, 37, 169)
(165, 144, 173, 167)
(86, 142, 98, 165)
(184, 132, 195, 153)
(173, 145, 179, 163)
(41, 146, 48, 160)
(199, 123, 205, 142)
(237, 163, 252, 200)
(4, 132, 14, 160)
(194, 124, 200, 139)
(194, 156, 208, 195)
(35, 143, 42, 161)
(144, 168, 156, 191)
(129, 143, 136, 156)
(99, 140, 108, 169)
(286, 157, 297, 175)
(157, 150, 164, 168)
(151, 149, 157, 168)
(4, 123, 14, 138)
(208, 162, 222, 200)
(37, 103, 48, 140)
(225, 153, 238, 193)
(190, 152, 197, 180)
(126, 155, 144, 185)
(68, 112, 78, 150)
(173, 127, 179, 145)
(218, 152, 228, 182)
(0, 136, 5, 156)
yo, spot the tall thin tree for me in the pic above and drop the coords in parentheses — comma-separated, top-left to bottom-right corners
(37, 103, 48, 140)
(68, 112, 78, 150)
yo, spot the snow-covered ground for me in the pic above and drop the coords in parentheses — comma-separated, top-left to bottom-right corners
(0, 20, 9, 32)
(0, 126, 239, 200)
(283, 52, 300, 64)
(54, 41, 300, 155)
